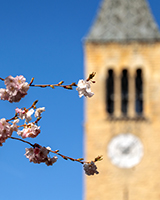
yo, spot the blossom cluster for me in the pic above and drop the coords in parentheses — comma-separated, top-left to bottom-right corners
(17, 123, 40, 139)
(15, 106, 45, 139)
(25, 145, 57, 166)
(0, 103, 45, 147)
(0, 75, 29, 103)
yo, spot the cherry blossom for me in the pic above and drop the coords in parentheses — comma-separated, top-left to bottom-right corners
(83, 161, 99, 176)
(0, 118, 14, 146)
(35, 107, 45, 118)
(25, 109, 34, 123)
(15, 108, 34, 123)
(76, 80, 94, 98)
(0, 75, 29, 103)
(15, 108, 26, 119)
(45, 156, 58, 166)
(10, 119, 19, 132)
(0, 88, 9, 101)
(25, 145, 58, 165)
(17, 123, 40, 138)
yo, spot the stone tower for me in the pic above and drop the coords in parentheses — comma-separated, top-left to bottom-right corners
(84, 0, 160, 200)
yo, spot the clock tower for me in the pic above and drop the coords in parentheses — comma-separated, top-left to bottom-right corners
(84, 0, 160, 200)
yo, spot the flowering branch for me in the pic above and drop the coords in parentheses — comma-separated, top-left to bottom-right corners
(0, 73, 95, 102)
(6, 100, 38, 123)
(9, 136, 84, 163)
(9, 135, 102, 175)
(0, 72, 102, 175)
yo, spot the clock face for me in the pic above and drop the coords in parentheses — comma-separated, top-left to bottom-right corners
(107, 133, 143, 168)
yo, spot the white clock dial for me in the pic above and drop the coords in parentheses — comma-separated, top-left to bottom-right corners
(107, 133, 143, 168)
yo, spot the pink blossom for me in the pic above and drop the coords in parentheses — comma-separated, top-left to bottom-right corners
(83, 161, 99, 176)
(25, 147, 47, 164)
(4, 75, 15, 87)
(0, 88, 9, 101)
(15, 108, 26, 119)
(0, 118, 14, 146)
(0, 75, 29, 103)
(45, 156, 58, 166)
(14, 75, 27, 89)
(10, 119, 19, 132)
(15, 108, 34, 123)
(17, 123, 40, 138)
(25, 145, 58, 165)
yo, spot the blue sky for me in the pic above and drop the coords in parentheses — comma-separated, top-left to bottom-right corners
(0, 0, 160, 200)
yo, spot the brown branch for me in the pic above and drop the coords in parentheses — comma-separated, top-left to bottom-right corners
(0, 77, 4, 81)
(49, 149, 85, 164)
(29, 81, 77, 90)
(9, 136, 89, 164)
(10, 136, 35, 147)
(6, 100, 39, 124)
(27, 100, 38, 110)
(6, 113, 18, 122)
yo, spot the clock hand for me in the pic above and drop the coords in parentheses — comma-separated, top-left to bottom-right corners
(122, 146, 131, 154)
(121, 141, 138, 154)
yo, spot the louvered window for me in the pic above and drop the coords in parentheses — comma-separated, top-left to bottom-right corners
(106, 69, 114, 114)
(106, 68, 143, 118)
(121, 69, 128, 115)
(135, 69, 143, 114)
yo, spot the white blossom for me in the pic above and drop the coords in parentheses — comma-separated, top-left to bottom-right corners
(35, 107, 45, 118)
(25, 108, 34, 123)
(10, 119, 19, 132)
(15, 108, 34, 123)
(76, 80, 94, 98)
(46, 146, 51, 151)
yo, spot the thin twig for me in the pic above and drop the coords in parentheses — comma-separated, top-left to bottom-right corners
(0, 77, 4, 81)
(10, 136, 35, 147)
(29, 82, 77, 90)
(9, 136, 85, 164)
(6, 113, 18, 122)
(49, 149, 85, 164)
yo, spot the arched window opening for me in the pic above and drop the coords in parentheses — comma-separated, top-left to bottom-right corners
(106, 69, 114, 114)
(121, 69, 128, 115)
(135, 69, 143, 114)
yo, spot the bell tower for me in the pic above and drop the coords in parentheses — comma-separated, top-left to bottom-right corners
(84, 0, 160, 199)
